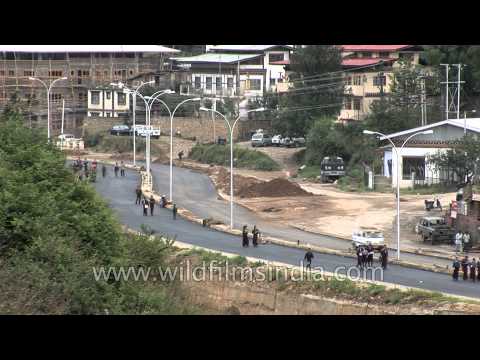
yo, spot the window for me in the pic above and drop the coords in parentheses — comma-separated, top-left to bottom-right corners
(70, 71, 75, 76)
(96, 71, 101, 77)
(78, 92, 87, 101)
(353, 98, 361, 110)
(129, 70, 134, 75)
(0, 70, 4, 76)
(402, 157, 425, 180)
(24, 70, 34, 77)
(50, 93, 63, 102)
(249, 79, 261, 91)
(361, 52, 371, 57)
(117, 93, 126, 106)
(227, 78, 233, 88)
(104, 70, 109, 77)
(345, 76, 352, 85)
(379, 52, 390, 58)
(206, 77, 212, 90)
(353, 76, 362, 86)
(8, 70, 14, 76)
(49, 70, 63, 77)
(270, 78, 276, 86)
(106, 92, 111, 100)
(344, 100, 352, 110)
(194, 76, 201, 89)
(90, 91, 100, 105)
(216, 77, 222, 91)
(82, 70, 90, 76)
(269, 53, 284, 63)
(373, 75, 386, 86)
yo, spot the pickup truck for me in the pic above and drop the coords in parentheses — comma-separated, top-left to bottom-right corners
(415, 216, 455, 244)
(352, 228, 385, 251)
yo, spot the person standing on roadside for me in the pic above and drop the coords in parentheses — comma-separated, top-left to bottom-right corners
(142, 197, 149, 216)
(455, 231, 463, 254)
(452, 257, 460, 281)
(135, 187, 142, 205)
(252, 225, 259, 248)
(367, 243, 374, 267)
(356, 246, 363, 268)
(461, 256, 469, 281)
(380, 246, 388, 270)
(172, 204, 178, 220)
(120, 161, 126, 177)
(114, 162, 119, 177)
(149, 195, 156, 216)
(84, 158, 89, 173)
(242, 225, 249, 248)
(477, 259, 480, 281)
(470, 258, 477, 282)
(362, 247, 368, 268)
(304, 249, 314, 270)
(463, 232, 471, 253)
(102, 164, 107, 178)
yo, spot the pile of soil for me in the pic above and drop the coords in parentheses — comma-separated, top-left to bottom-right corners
(238, 178, 313, 198)
(210, 167, 261, 195)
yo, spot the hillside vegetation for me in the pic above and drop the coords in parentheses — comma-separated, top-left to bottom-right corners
(0, 112, 198, 314)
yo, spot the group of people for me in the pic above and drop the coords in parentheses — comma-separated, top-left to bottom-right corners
(242, 225, 261, 247)
(452, 256, 480, 281)
(356, 244, 389, 270)
(454, 231, 472, 253)
(114, 161, 126, 177)
(135, 187, 177, 219)
(74, 157, 101, 182)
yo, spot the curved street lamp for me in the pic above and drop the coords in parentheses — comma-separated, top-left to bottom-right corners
(364, 129, 434, 260)
(145, 94, 201, 202)
(200, 106, 265, 229)
(29, 76, 68, 140)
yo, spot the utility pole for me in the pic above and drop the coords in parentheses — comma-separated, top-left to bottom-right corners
(455, 64, 465, 119)
(440, 64, 465, 121)
(440, 64, 449, 120)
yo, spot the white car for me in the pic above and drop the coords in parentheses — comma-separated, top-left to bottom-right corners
(57, 134, 75, 141)
(136, 127, 161, 139)
(352, 228, 385, 250)
(272, 135, 283, 146)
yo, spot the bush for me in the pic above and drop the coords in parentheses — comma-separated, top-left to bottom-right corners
(188, 144, 280, 171)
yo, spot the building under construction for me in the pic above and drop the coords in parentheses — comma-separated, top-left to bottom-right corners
(0, 45, 179, 135)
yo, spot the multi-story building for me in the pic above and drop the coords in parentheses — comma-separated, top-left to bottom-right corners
(170, 45, 293, 98)
(87, 86, 130, 118)
(0, 45, 179, 134)
(338, 45, 424, 123)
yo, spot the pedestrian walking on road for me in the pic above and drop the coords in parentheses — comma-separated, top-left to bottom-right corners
(142, 197, 149, 216)
(242, 225, 249, 247)
(452, 257, 460, 281)
(367, 244, 374, 267)
(161, 195, 167, 208)
(361, 247, 368, 268)
(304, 249, 314, 270)
(149, 195, 156, 216)
(120, 161, 126, 177)
(92, 160, 97, 172)
(356, 246, 363, 268)
(84, 158, 89, 173)
(252, 225, 259, 247)
(114, 162, 119, 177)
(455, 232, 463, 254)
(102, 164, 107, 178)
(477, 259, 480, 281)
(178, 150, 184, 161)
(461, 256, 469, 281)
(135, 187, 142, 205)
(380, 246, 388, 270)
(172, 203, 177, 220)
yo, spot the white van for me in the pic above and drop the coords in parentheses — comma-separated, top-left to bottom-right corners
(352, 228, 385, 250)
(251, 133, 272, 147)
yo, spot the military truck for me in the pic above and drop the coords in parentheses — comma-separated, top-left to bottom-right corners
(415, 216, 455, 244)
(320, 156, 346, 183)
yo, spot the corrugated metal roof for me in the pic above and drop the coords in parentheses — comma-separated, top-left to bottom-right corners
(379, 118, 480, 141)
(341, 45, 413, 52)
(0, 45, 180, 53)
(171, 53, 262, 64)
(208, 45, 293, 52)
(342, 58, 394, 67)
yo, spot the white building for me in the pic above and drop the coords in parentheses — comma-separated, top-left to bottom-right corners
(87, 86, 130, 117)
(379, 118, 480, 188)
(171, 45, 292, 98)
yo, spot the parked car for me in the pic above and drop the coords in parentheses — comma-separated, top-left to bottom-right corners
(272, 135, 283, 147)
(110, 125, 130, 136)
(217, 137, 227, 145)
(57, 133, 75, 141)
(134, 125, 161, 139)
(415, 216, 455, 244)
(251, 133, 272, 147)
(352, 228, 385, 251)
(292, 136, 306, 147)
(281, 137, 295, 148)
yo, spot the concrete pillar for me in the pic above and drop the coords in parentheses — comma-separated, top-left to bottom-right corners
(368, 171, 374, 190)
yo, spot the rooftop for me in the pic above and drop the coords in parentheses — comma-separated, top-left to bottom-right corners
(340, 45, 414, 52)
(379, 118, 480, 141)
(0, 45, 180, 53)
(342, 58, 395, 68)
(207, 45, 293, 52)
(171, 53, 262, 64)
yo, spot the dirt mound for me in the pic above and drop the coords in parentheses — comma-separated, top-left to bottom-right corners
(210, 167, 261, 195)
(238, 178, 313, 198)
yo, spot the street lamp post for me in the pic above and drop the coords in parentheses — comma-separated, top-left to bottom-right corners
(145, 94, 201, 202)
(364, 129, 434, 260)
(111, 81, 155, 166)
(29, 76, 68, 140)
(200, 106, 265, 229)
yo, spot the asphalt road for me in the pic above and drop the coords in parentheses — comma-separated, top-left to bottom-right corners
(93, 165, 480, 299)
(148, 162, 453, 269)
